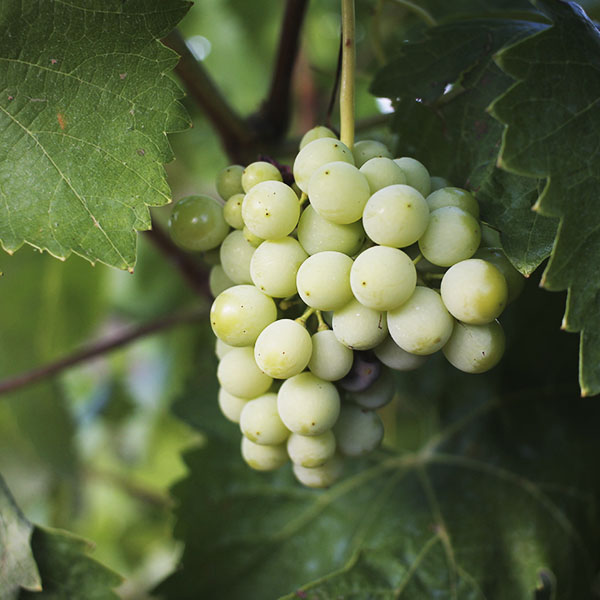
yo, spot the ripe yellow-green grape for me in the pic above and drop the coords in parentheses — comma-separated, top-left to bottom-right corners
(426, 187, 479, 219)
(287, 430, 336, 468)
(241, 161, 282, 193)
(292, 453, 344, 488)
(217, 346, 273, 399)
(373, 335, 427, 371)
(307, 330, 354, 382)
(219, 230, 255, 284)
(474, 247, 526, 303)
(332, 299, 388, 350)
(216, 165, 244, 200)
(241, 436, 288, 471)
(223, 193, 245, 229)
(299, 125, 337, 150)
(359, 156, 407, 193)
(217, 387, 248, 423)
(393, 157, 431, 197)
(352, 139, 392, 167)
(209, 264, 234, 298)
(239, 393, 290, 445)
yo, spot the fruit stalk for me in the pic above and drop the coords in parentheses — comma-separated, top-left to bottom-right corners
(340, 0, 356, 149)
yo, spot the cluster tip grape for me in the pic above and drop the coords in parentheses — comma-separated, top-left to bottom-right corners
(168, 126, 525, 489)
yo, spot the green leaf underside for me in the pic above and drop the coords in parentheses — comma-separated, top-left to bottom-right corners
(490, 0, 600, 395)
(158, 368, 600, 600)
(370, 17, 557, 275)
(0, 0, 191, 270)
(0, 476, 41, 599)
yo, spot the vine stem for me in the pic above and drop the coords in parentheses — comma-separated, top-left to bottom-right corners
(0, 308, 205, 397)
(340, 0, 356, 149)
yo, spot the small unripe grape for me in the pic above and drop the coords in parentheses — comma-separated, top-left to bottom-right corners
(219, 230, 255, 284)
(241, 437, 288, 471)
(293, 453, 344, 488)
(242, 161, 283, 193)
(393, 157, 431, 197)
(239, 393, 290, 445)
(352, 140, 392, 167)
(216, 165, 245, 200)
(299, 125, 337, 150)
(287, 431, 336, 467)
(168, 195, 229, 252)
(217, 346, 273, 399)
(223, 193, 245, 229)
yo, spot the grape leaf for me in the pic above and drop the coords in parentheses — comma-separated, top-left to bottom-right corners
(490, 0, 600, 395)
(0, 0, 191, 270)
(0, 476, 41, 599)
(370, 17, 558, 275)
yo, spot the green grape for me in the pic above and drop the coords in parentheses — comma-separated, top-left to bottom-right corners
(215, 337, 235, 360)
(241, 161, 283, 193)
(480, 223, 502, 248)
(352, 139, 392, 167)
(241, 436, 288, 471)
(474, 247, 525, 303)
(299, 125, 337, 150)
(217, 346, 273, 398)
(243, 226, 263, 248)
(359, 157, 407, 193)
(277, 372, 340, 436)
(293, 138, 354, 193)
(287, 431, 336, 468)
(418, 206, 481, 267)
(373, 335, 427, 371)
(202, 247, 222, 266)
(347, 367, 395, 409)
(332, 299, 388, 350)
(308, 162, 371, 224)
(209, 264, 234, 298)
(393, 157, 431, 197)
(293, 453, 344, 488)
(350, 246, 416, 311)
(223, 193, 245, 229)
(210, 284, 277, 346)
(218, 387, 248, 423)
(387, 286, 454, 355)
(242, 180, 300, 240)
(216, 165, 244, 200)
(250, 237, 307, 298)
(440, 259, 508, 324)
(239, 392, 290, 445)
(362, 184, 430, 248)
(430, 176, 452, 192)
(168, 195, 230, 252)
(254, 319, 313, 379)
(442, 320, 505, 373)
(334, 405, 384, 457)
(297, 205, 364, 256)
(426, 187, 479, 219)
(296, 251, 353, 310)
(307, 330, 354, 381)
(219, 230, 255, 284)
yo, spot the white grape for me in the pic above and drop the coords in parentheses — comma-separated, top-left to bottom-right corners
(334, 405, 384, 457)
(299, 125, 337, 150)
(254, 319, 313, 379)
(218, 387, 248, 423)
(241, 161, 282, 193)
(287, 431, 336, 467)
(223, 193, 245, 229)
(426, 187, 479, 218)
(374, 335, 427, 371)
(217, 346, 273, 399)
(215, 337, 235, 360)
(219, 230, 255, 284)
(394, 157, 431, 196)
(243, 226, 263, 248)
(239, 392, 290, 445)
(359, 157, 407, 193)
(307, 329, 354, 381)
(209, 264, 234, 297)
(292, 453, 344, 488)
(241, 437, 288, 471)
(216, 164, 244, 200)
(332, 299, 388, 350)
(429, 176, 452, 192)
(474, 247, 525, 303)
(352, 140, 392, 167)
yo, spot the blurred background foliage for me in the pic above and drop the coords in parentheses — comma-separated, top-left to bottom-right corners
(3, 0, 600, 598)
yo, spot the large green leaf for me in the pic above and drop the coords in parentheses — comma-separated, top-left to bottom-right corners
(370, 17, 557, 275)
(0, 0, 191, 270)
(0, 476, 41, 599)
(490, 0, 600, 395)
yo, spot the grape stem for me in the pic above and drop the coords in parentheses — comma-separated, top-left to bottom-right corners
(316, 310, 329, 332)
(340, 0, 356, 149)
(412, 253, 423, 265)
(296, 307, 316, 327)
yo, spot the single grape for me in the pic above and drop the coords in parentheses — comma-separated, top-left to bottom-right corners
(209, 264, 234, 298)
(426, 187, 479, 218)
(217, 346, 273, 399)
(334, 405, 384, 457)
(418, 206, 481, 267)
(350, 246, 416, 311)
(338, 352, 381, 392)
(440, 259, 508, 324)
(374, 335, 427, 371)
(254, 319, 313, 379)
(480, 223, 502, 248)
(307, 329, 354, 381)
(297, 205, 364, 256)
(299, 125, 337, 150)
(250, 237, 307, 298)
(241, 161, 283, 193)
(277, 372, 340, 436)
(359, 157, 407, 193)
(219, 230, 255, 284)
(296, 251, 353, 311)
(168, 195, 230, 252)
(287, 430, 336, 467)
(293, 138, 354, 193)
(346, 367, 395, 410)
(352, 140, 392, 167)
(429, 176, 452, 192)
(474, 247, 526, 304)
(241, 436, 288, 471)
(308, 162, 371, 224)
(442, 320, 505, 373)
(293, 453, 344, 488)
(223, 193, 245, 229)
(215, 337, 235, 360)
(362, 184, 430, 248)
(210, 284, 277, 346)
(393, 157, 431, 197)
(216, 165, 245, 200)
(332, 299, 388, 350)
(387, 286, 454, 355)
(239, 392, 290, 445)
(243, 226, 264, 248)
(218, 387, 248, 423)
(242, 180, 300, 240)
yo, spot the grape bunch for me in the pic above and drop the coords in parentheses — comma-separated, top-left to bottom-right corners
(168, 126, 525, 488)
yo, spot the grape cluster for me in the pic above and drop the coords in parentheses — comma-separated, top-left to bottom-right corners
(168, 126, 524, 488)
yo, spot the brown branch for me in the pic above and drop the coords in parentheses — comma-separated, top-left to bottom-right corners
(0, 308, 205, 397)
(145, 222, 212, 299)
